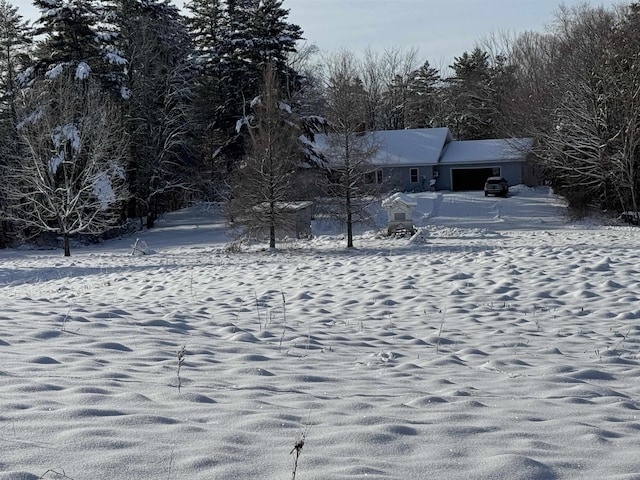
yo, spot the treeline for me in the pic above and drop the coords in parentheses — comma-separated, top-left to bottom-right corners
(0, 1, 639, 254)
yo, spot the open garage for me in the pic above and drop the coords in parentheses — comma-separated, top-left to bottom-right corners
(451, 167, 496, 191)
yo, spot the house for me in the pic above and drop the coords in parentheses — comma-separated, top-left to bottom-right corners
(313, 128, 535, 192)
(368, 128, 454, 191)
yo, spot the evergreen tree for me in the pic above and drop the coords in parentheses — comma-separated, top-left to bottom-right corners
(31, 0, 125, 94)
(184, 0, 229, 197)
(215, 0, 303, 163)
(0, 0, 32, 126)
(186, 0, 226, 70)
(445, 47, 496, 139)
(32, 0, 100, 66)
(443, 46, 518, 140)
(0, 0, 33, 246)
(115, 0, 196, 225)
(383, 74, 409, 130)
(250, 0, 302, 87)
(404, 61, 442, 128)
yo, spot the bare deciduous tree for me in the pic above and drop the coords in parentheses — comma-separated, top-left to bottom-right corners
(359, 46, 420, 130)
(3, 73, 128, 256)
(319, 50, 380, 249)
(506, 5, 631, 213)
(227, 64, 301, 249)
(604, 3, 640, 218)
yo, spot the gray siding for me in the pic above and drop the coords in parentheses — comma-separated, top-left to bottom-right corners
(382, 166, 434, 192)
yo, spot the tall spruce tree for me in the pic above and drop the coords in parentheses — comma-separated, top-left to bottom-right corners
(445, 47, 497, 139)
(32, 0, 99, 66)
(31, 0, 125, 94)
(186, 0, 226, 68)
(0, 0, 33, 246)
(404, 61, 442, 129)
(185, 0, 228, 197)
(0, 0, 32, 126)
(214, 0, 303, 165)
(115, 0, 196, 226)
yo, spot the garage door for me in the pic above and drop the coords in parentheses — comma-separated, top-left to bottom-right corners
(451, 167, 495, 191)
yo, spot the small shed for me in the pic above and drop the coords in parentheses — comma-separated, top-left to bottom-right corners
(253, 201, 314, 240)
(289, 201, 314, 238)
(382, 193, 417, 235)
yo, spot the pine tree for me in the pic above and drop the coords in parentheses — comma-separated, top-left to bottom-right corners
(33, 0, 100, 66)
(0, 0, 33, 246)
(31, 0, 125, 94)
(215, 0, 303, 163)
(445, 47, 496, 139)
(184, 0, 229, 196)
(186, 0, 226, 73)
(405, 61, 442, 129)
(444, 47, 513, 140)
(0, 0, 32, 126)
(250, 0, 303, 86)
(115, 0, 196, 225)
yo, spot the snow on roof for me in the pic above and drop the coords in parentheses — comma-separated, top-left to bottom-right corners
(440, 138, 533, 165)
(312, 129, 533, 168)
(381, 192, 418, 209)
(312, 128, 453, 168)
(370, 127, 453, 166)
(253, 201, 313, 212)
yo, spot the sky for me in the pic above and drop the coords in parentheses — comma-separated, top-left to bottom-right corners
(283, 0, 624, 67)
(14, 0, 624, 67)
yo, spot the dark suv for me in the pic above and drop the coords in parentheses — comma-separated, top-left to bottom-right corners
(484, 176, 509, 197)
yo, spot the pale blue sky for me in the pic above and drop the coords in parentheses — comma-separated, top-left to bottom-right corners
(14, 0, 624, 67)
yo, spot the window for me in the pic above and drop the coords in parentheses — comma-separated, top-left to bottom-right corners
(394, 212, 406, 221)
(365, 169, 383, 184)
(410, 168, 419, 183)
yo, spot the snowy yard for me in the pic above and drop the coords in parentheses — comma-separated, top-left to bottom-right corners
(1, 186, 640, 479)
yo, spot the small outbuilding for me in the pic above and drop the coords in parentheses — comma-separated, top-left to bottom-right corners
(382, 193, 417, 235)
(252, 201, 314, 240)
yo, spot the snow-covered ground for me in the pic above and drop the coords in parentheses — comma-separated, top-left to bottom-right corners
(2, 186, 640, 479)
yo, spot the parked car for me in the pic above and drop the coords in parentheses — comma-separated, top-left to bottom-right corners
(484, 176, 509, 197)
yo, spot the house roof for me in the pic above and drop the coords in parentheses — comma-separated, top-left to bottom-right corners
(440, 138, 533, 165)
(310, 128, 533, 169)
(370, 128, 453, 166)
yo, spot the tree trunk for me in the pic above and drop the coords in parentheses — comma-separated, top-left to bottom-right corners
(346, 192, 354, 248)
(346, 171, 354, 248)
(146, 209, 157, 229)
(63, 232, 71, 257)
(270, 224, 276, 249)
